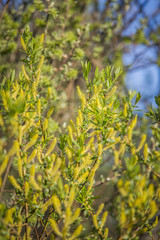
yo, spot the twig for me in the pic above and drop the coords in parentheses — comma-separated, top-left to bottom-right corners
(0, 0, 10, 22)
(39, 209, 54, 240)
(25, 203, 29, 240)
(33, 224, 40, 240)
(144, 162, 160, 178)
(9, 223, 28, 227)
(39, 217, 48, 239)
(94, 175, 117, 188)
(1, 189, 14, 192)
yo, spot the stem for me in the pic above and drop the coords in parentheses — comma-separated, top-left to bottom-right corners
(94, 175, 116, 187)
(0, 0, 10, 22)
(25, 202, 29, 240)
(39, 209, 54, 240)
(33, 225, 40, 240)
(144, 162, 160, 178)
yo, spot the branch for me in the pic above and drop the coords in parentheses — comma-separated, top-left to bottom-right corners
(0, 0, 10, 22)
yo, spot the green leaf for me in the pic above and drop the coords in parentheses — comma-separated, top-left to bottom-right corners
(135, 92, 141, 105)
(10, 69, 15, 83)
(155, 95, 160, 106)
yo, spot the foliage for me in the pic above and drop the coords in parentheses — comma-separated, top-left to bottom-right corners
(145, 95, 160, 124)
(0, 29, 159, 240)
(0, 0, 159, 123)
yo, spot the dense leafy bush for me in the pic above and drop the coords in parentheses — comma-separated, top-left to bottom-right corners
(0, 0, 160, 124)
(0, 0, 160, 239)
(0, 29, 160, 240)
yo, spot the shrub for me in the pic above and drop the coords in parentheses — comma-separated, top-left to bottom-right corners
(0, 30, 160, 240)
(0, 0, 159, 125)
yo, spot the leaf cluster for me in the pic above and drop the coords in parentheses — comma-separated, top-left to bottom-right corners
(0, 29, 159, 240)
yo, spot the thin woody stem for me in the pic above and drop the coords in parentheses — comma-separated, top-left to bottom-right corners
(25, 203, 29, 240)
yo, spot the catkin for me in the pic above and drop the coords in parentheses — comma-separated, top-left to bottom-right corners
(30, 165, 35, 176)
(50, 219, 62, 237)
(70, 208, 81, 224)
(85, 137, 94, 152)
(93, 214, 98, 229)
(32, 82, 36, 100)
(21, 65, 29, 81)
(40, 33, 44, 44)
(24, 181, 29, 198)
(8, 176, 21, 190)
(96, 203, 104, 216)
(137, 134, 146, 151)
(70, 119, 76, 132)
(37, 146, 42, 163)
(36, 70, 41, 86)
(143, 143, 148, 162)
(114, 150, 119, 166)
(68, 126, 73, 141)
(2, 90, 8, 111)
(68, 187, 75, 208)
(69, 225, 82, 240)
(106, 86, 117, 100)
(52, 158, 61, 177)
(22, 119, 34, 135)
(7, 141, 17, 158)
(45, 138, 57, 157)
(0, 157, 9, 176)
(43, 119, 48, 132)
(47, 106, 54, 118)
(53, 171, 61, 183)
(0, 114, 4, 126)
(81, 95, 86, 110)
(4, 208, 15, 224)
(77, 86, 83, 99)
(47, 87, 51, 99)
(133, 114, 137, 127)
(78, 109, 83, 124)
(15, 141, 21, 159)
(73, 167, 79, 180)
(96, 98, 102, 110)
(29, 176, 41, 191)
(17, 158, 23, 178)
(119, 143, 126, 157)
(128, 126, 132, 143)
(42, 197, 52, 213)
(37, 55, 44, 71)
(24, 134, 38, 152)
(77, 171, 89, 184)
(104, 228, 109, 238)
(77, 86, 86, 110)
(20, 36, 27, 51)
(65, 147, 72, 160)
(52, 195, 62, 215)
(66, 207, 71, 221)
(27, 149, 37, 164)
(100, 211, 108, 228)
(98, 143, 103, 157)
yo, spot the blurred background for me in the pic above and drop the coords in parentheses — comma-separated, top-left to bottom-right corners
(98, 0, 160, 114)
